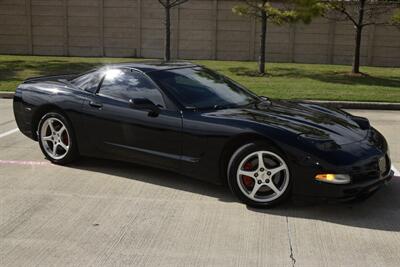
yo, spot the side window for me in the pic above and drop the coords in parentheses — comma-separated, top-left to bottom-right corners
(72, 71, 102, 93)
(99, 69, 165, 107)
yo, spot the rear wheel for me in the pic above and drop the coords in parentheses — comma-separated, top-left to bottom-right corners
(38, 112, 78, 164)
(227, 142, 292, 208)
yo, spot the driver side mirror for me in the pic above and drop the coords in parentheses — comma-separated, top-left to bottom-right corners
(129, 98, 160, 117)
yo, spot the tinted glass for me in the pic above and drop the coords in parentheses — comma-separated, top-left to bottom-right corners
(148, 67, 258, 109)
(71, 71, 102, 93)
(99, 69, 165, 107)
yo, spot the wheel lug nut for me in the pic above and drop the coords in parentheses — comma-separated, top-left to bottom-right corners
(260, 168, 264, 172)
(257, 180, 262, 184)
(254, 173, 258, 177)
(265, 179, 270, 183)
(267, 171, 271, 175)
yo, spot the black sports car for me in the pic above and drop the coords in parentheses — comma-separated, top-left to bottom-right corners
(13, 61, 393, 207)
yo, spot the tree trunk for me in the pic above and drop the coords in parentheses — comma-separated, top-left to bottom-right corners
(352, 0, 365, 74)
(259, 11, 267, 74)
(164, 5, 171, 61)
(352, 26, 363, 74)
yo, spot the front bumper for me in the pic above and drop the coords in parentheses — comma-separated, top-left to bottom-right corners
(289, 127, 393, 201)
(338, 170, 393, 201)
(310, 170, 393, 202)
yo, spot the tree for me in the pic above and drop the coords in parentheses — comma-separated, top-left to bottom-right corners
(233, 0, 324, 74)
(158, 0, 189, 61)
(324, 1, 400, 74)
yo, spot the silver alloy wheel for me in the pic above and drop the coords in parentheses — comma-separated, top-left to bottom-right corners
(40, 117, 70, 160)
(236, 150, 289, 203)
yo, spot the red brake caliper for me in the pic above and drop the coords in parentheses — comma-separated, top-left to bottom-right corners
(242, 162, 254, 189)
(62, 132, 69, 146)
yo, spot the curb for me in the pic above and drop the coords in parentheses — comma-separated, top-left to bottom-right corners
(302, 100, 400, 110)
(1, 91, 400, 110)
(0, 92, 14, 99)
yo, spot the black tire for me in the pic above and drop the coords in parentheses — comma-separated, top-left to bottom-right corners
(38, 112, 79, 164)
(227, 141, 292, 208)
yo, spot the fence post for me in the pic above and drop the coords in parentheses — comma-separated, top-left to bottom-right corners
(327, 19, 336, 64)
(25, 0, 33, 55)
(63, 0, 69, 56)
(367, 25, 376, 66)
(137, 0, 142, 57)
(99, 0, 104, 56)
(289, 24, 296, 62)
(249, 17, 256, 61)
(212, 0, 218, 60)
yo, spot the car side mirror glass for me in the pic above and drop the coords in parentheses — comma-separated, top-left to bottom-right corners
(129, 98, 160, 116)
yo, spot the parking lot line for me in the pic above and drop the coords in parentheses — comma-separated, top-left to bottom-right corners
(0, 160, 50, 166)
(0, 128, 18, 138)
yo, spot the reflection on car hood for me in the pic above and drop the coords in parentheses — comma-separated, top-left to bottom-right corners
(207, 100, 368, 145)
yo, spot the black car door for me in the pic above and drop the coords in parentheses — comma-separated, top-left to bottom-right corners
(81, 68, 183, 169)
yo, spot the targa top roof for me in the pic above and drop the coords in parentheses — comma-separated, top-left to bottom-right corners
(102, 61, 198, 73)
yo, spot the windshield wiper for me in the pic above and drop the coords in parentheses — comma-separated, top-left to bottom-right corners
(186, 103, 243, 111)
(254, 97, 271, 107)
(186, 104, 230, 111)
(213, 103, 239, 110)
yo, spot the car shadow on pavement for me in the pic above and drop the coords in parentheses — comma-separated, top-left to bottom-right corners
(248, 178, 400, 232)
(68, 157, 237, 203)
(69, 158, 400, 232)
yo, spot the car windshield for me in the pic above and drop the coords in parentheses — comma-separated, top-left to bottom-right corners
(148, 67, 259, 109)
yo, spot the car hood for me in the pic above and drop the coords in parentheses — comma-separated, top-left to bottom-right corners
(206, 100, 369, 145)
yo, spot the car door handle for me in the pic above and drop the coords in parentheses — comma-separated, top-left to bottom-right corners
(89, 101, 103, 108)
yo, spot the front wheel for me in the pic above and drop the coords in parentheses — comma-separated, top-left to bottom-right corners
(38, 112, 78, 164)
(227, 142, 292, 208)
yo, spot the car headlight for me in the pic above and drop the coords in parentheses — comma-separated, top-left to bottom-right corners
(298, 133, 331, 141)
(315, 174, 351, 184)
(297, 134, 340, 151)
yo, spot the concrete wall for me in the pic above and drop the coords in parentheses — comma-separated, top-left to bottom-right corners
(0, 0, 399, 67)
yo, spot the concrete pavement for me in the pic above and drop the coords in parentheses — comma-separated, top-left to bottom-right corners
(1, 99, 399, 267)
